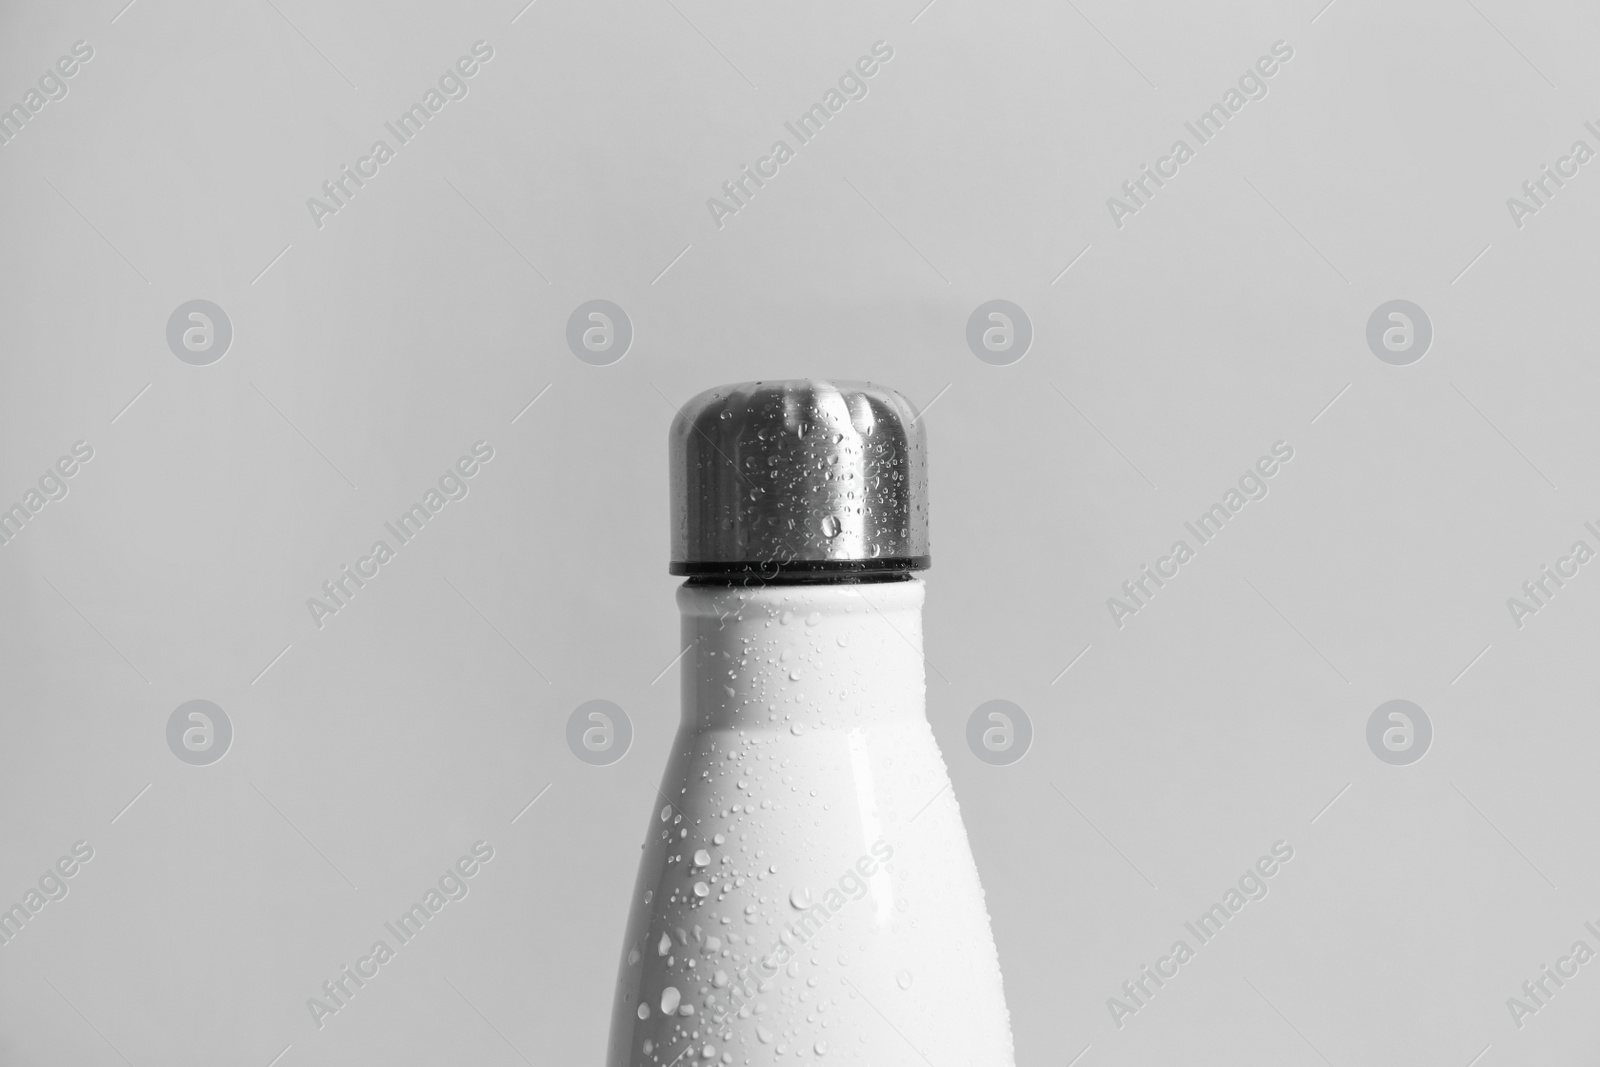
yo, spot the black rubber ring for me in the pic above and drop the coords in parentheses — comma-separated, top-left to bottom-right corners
(670, 556, 930, 579)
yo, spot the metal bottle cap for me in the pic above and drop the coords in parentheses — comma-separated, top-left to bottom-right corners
(669, 380, 930, 576)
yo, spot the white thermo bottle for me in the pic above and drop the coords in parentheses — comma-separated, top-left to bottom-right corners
(608, 380, 1015, 1065)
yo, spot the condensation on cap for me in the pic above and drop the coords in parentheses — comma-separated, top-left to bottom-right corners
(668, 380, 930, 576)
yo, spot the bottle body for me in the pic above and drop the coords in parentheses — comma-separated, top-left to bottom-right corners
(608, 578, 1014, 1065)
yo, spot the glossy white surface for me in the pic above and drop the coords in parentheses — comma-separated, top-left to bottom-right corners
(608, 579, 1014, 1065)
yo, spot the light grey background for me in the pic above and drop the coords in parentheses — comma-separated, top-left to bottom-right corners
(1, 0, 1597, 1063)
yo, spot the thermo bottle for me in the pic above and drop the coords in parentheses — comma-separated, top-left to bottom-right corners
(608, 380, 1014, 1065)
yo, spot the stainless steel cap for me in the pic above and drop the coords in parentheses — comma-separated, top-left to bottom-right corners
(669, 380, 930, 576)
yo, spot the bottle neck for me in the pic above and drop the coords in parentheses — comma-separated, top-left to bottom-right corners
(675, 579, 927, 733)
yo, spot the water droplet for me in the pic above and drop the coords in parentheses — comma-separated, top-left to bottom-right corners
(658, 933, 672, 956)
(805, 612, 821, 626)
(821, 515, 842, 538)
(693, 849, 711, 867)
(790, 722, 804, 735)
(638, 1003, 650, 1019)
(660, 986, 681, 1013)
(694, 881, 710, 897)
(896, 970, 914, 990)
(814, 1041, 828, 1055)
(628, 944, 640, 965)
(701, 1046, 717, 1060)
(757, 1026, 774, 1044)
(790, 887, 813, 909)
(713, 969, 729, 987)
(660, 805, 672, 822)
(836, 633, 850, 647)
(780, 611, 794, 625)
(713, 833, 726, 845)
